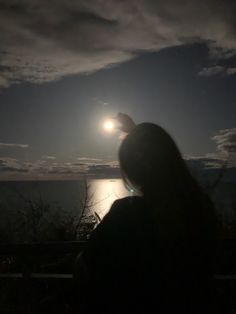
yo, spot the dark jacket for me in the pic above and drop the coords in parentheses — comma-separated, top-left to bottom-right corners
(78, 196, 217, 314)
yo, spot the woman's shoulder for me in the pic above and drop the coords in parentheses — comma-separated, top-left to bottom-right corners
(112, 195, 145, 209)
(83, 196, 146, 262)
(90, 196, 145, 236)
(107, 196, 145, 218)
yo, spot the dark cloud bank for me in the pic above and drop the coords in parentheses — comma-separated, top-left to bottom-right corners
(0, 0, 236, 87)
(0, 128, 235, 181)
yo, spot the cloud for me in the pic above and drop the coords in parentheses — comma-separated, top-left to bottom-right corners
(226, 67, 236, 75)
(47, 167, 80, 175)
(0, 158, 29, 174)
(185, 155, 225, 169)
(0, 142, 29, 148)
(212, 128, 236, 154)
(77, 157, 103, 163)
(0, 155, 121, 179)
(0, 158, 18, 167)
(0, 166, 28, 173)
(42, 155, 56, 160)
(2, 126, 236, 179)
(198, 66, 225, 77)
(32, 159, 120, 178)
(198, 65, 236, 77)
(87, 164, 120, 177)
(0, 0, 236, 87)
(28, 160, 80, 175)
(185, 128, 236, 174)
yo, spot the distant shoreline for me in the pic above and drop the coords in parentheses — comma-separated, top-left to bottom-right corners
(0, 176, 122, 183)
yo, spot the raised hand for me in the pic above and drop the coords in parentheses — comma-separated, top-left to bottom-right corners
(115, 112, 136, 133)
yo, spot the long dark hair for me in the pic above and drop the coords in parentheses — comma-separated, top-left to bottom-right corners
(119, 123, 217, 246)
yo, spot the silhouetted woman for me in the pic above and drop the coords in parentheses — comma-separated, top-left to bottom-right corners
(76, 113, 218, 314)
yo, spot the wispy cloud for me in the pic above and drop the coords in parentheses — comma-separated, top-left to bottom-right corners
(0, 155, 120, 179)
(198, 66, 225, 77)
(1, 126, 236, 179)
(185, 154, 226, 170)
(42, 155, 56, 160)
(86, 163, 120, 177)
(226, 67, 236, 75)
(77, 157, 103, 163)
(0, 142, 29, 148)
(0, 158, 29, 174)
(185, 128, 236, 171)
(212, 128, 236, 154)
(198, 65, 236, 77)
(0, 0, 236, 87)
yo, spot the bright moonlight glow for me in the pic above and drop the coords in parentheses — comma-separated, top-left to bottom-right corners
(103, 120, 114, 131)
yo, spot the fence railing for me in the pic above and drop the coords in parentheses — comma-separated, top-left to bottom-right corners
(0, 240, 235, 314)
(0, 241, 86, 256)
(0, 240, 235, 279)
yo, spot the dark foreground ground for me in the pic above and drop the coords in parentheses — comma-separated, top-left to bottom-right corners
(0, 239, 236, 314)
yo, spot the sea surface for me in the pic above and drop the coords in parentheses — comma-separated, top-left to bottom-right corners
(0, 179, 131, 220)
(0, 178, 235, 222)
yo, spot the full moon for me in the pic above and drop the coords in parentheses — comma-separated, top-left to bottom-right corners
(103, 120, 114, 131)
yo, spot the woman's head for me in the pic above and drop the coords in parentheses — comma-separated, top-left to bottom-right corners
(119, 122, 217, 249)
(119, 123, 192, 197)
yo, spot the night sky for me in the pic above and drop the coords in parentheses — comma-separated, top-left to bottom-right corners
(0, 0, 235, 180)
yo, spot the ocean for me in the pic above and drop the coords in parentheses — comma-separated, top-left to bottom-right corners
(0, 179, 130, 220)
(0, 178, 235, 226)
